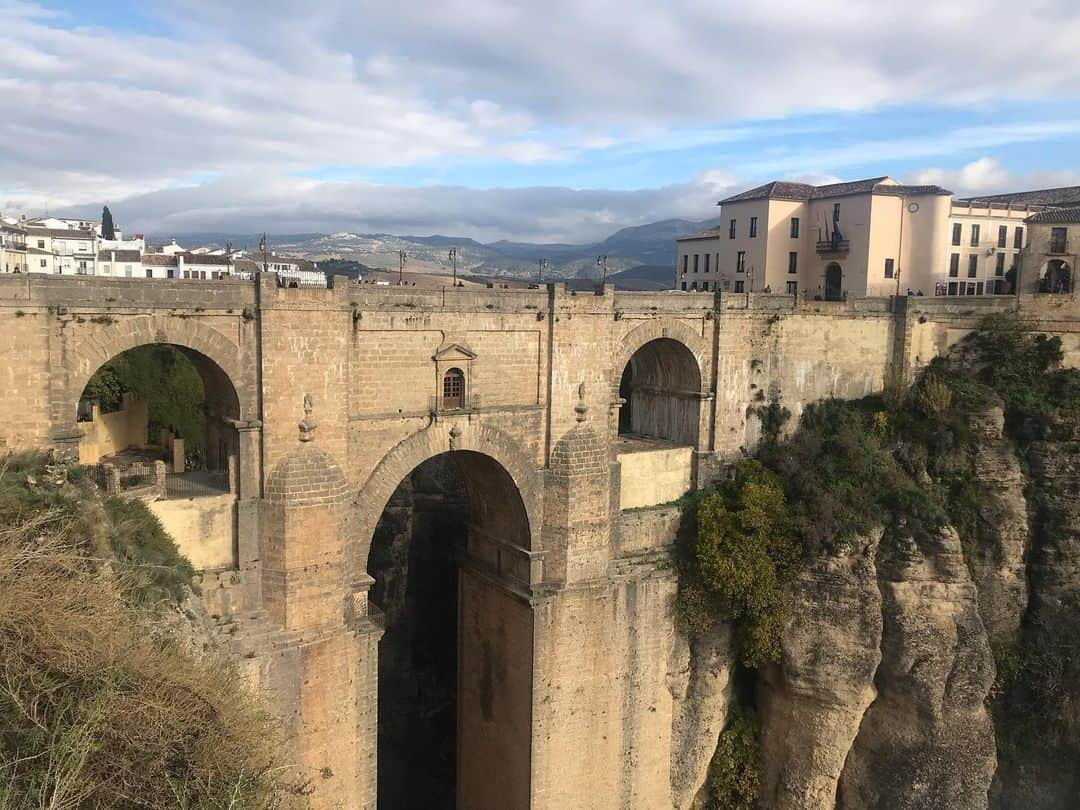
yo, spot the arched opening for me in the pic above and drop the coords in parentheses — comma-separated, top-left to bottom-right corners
(824, 262, 843, 301)
(618, 337, 702, 447)
(1041, 260, 1073, 294)
(367, 449, 532, 810)
(442, 367, 465, 410)
(616, 337, 702, 508)
(77, 344, 241, 570)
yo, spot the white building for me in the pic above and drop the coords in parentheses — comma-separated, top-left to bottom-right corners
(1, 218, 28, 274)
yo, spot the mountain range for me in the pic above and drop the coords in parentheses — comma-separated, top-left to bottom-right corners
(149, 217, 719, 287)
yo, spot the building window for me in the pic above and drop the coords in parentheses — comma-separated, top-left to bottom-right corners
(949, 253, 960, 277)
(145, 268, 153, 278)
(40, 259, 47, 268)
(970, 224, 980, 247)
(693, 254, 699, 273)
(996, 253, 1005, 276)
(690, 281, 697, 290)
(681, 254, 687, 273)
(701, 281, 709, 292)
(786, 281, 798, 295)
(736, 251, 746, 273)
(788, 252, 797, 274)
(704, 253, 710, 273)
(680, 281, 687, 290)
(734, 280, 745, 293)
(998, 225, 1008, 248)
(884, 258, 894, 279)
(952, 223, 962, 246)
(749, 217, 758, 238)
(1050, 227, 1068, 254)
(790, 217, 800, 238)
(1014, 226, 1024, 249)
(442, 368, 465, 409)
(729, 219, 736, 239)
(37, 239, 45, 249)
(968, 255, 978, 278)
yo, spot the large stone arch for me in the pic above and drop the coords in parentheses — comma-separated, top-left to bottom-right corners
(351, 421, 543, 570)
(610, 318, 709, 400)
(59, 314, 253, 425)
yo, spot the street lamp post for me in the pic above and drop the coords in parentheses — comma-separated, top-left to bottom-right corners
(538, 257, 547, 283)
(448, 248, 457, 286)
(398, 250, 407, 285)
(597, 253, 608, 284)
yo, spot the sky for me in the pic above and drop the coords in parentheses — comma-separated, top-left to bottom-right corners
(4, 0, 1080, 242)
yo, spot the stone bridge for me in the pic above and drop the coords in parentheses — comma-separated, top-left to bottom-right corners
(1, 273, 1078, 809)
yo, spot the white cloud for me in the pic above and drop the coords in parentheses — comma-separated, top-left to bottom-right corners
(908, 157, 1080, 197)
(4, 0, 1080, 208)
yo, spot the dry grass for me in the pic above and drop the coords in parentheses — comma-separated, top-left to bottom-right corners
(0, 455, 309, 808)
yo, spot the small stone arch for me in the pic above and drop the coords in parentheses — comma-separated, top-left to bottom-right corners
(610, 319, 708, 401)
(61, 315, 252, 425)
(351, 422, 542, 570)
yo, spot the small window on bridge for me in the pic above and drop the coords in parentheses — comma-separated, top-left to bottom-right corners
(443, 368, 465, 409)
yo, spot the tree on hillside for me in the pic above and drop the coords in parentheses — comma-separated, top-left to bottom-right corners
(101, 205, 116, 239)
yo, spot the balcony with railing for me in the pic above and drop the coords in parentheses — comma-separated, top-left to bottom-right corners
(816, 239, 850, 257)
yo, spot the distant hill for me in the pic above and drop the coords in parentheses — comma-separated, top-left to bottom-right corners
(609, 264, 677, 290)
(147, 216, 720, 285)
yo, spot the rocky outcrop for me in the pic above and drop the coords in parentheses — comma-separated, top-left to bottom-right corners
(668, 623, 734, 810)
(993, 412, 1080, 810)
(838, 527, 997, 810)
(757, 530, 883, 810)
(1027, 412, 1080, 616)
(968, 406, 1030, 647)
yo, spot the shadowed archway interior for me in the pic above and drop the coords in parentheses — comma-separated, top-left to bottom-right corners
(618, 337, 702, 447)
(366, 449, 532, 810)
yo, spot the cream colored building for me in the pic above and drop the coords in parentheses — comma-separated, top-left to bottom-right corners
(676, 178, 1080, 299)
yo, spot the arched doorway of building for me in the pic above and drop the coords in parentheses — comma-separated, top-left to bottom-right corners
(77, 344, 241, 569)
(367, 449, 532, 810)
(618, 337, 702, 447)
(824, 263, 843, 301)
(1041, 260, 1073, 294)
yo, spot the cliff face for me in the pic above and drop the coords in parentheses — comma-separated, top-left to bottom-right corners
(837, 526, 996, 810)
(757, 531, 882, 810)
(992, 412, 1080, 808)
(679, 405, 1080, 810)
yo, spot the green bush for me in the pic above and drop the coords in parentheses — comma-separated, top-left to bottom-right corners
(678, 461, 797, 667)
(704, 705, 761, 810)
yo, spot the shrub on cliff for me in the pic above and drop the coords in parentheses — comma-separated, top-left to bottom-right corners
(677, 461, 797, 667)
(0, 453, 308, 808)
(703, 705, 760, 810)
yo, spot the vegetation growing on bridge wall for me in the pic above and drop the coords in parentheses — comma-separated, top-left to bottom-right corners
(0, 453, 308, 808)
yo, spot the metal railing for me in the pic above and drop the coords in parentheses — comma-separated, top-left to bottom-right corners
(816, 239, 850, 255)
(164, 470, 230, 499)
